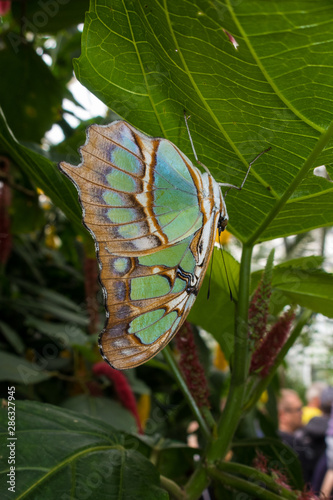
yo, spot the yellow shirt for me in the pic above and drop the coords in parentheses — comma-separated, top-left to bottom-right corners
(302, 406, 322, 425)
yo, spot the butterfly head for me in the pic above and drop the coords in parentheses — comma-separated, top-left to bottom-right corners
(218, 213, 228, 235)
(216, 187, 229, 235)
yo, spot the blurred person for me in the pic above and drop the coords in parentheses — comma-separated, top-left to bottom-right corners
(318, 397, 333, 497)
(277, 389, 307, 477)
(301, 386, 333, 489)
(302, 381, 327, 425)
(278, 388, 303, 444)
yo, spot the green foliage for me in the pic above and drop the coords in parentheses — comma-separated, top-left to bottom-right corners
(0, 43, 63, 142)
(232, 436, 304, 490)
(61, 394, 138, 432)
(0, 401, 168, 500)
(0, 1, 333, 499)
(0, 352, 51, 384)
(11, 0, 90, 34)
(191, 251, 333, 361)
(0, 109, 83, 229)
(258, 258, 333, 318)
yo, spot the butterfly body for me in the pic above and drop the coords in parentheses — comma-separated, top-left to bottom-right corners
(60, 121, 227, 369)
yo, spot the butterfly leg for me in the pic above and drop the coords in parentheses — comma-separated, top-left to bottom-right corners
(219, 146, 271, 195)
(184, 110, 271, 195)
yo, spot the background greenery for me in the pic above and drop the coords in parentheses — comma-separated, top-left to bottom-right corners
(0, 0, 333, 498)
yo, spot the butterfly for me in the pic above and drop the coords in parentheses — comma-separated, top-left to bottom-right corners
(60, 117, 269, 370)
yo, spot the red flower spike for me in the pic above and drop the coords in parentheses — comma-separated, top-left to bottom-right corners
(253, 450, 323, 498)
(253, 451, 292, 491)
(297, 489, 321, 500)
(248, 251, 274, 347)
(250, 308, 295, 377)
(248, 281, 271, 346)
(93, 362, 143, 434)
(175, 322, 210, 408)
(271, 468, 291, 490)
(253, 450, 268, 473)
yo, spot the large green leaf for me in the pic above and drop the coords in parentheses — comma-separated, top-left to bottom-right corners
(74, 0, 333, 244)
(0, 401, 168, 500)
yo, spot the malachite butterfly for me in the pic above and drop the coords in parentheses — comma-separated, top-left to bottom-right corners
(60, 119, 268, 370)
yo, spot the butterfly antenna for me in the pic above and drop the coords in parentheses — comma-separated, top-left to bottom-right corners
(218, 240, 233, 301)
(184, 110, 212, 175)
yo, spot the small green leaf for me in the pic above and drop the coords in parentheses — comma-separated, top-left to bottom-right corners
(273, 268, 333, 318)
(251, 257, 333, 318)
(0, 321, 25, 354)
(274, 256, 324, 271)
(16, 280, 83, 312)
(0, 352, 51, 384)
(14, 296, 89, 326)
(25, 317, 89, 347)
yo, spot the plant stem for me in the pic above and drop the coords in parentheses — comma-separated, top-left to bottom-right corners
(216, 461, 298, 500)
(206, 466, 293, 500)
(162, 345, 211, 441)
(206, 244, 253, 462)
(160, 475, 186, 499)
(244, 308, 312, 411)
(184, 464, 210, 500)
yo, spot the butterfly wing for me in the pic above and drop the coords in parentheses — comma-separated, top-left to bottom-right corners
(60, 121, 224, 369)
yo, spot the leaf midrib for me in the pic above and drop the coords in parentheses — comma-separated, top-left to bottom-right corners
(15, 445, 123, 500)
